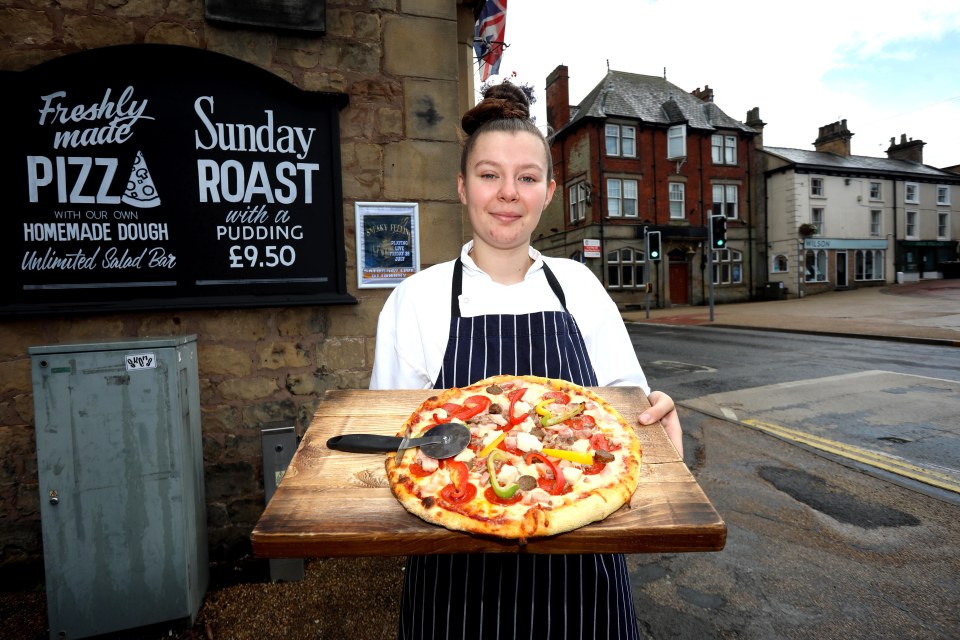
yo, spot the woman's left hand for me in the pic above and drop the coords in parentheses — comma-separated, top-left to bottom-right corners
(639, 390, 683, 457)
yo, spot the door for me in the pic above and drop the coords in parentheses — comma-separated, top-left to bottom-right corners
(836, 251, 848, 287)
(669, 261, 689, 305)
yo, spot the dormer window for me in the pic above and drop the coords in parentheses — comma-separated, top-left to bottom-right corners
(667, 125, 686, 159)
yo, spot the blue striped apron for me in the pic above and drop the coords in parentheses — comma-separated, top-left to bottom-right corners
(397, 259, 640, 640)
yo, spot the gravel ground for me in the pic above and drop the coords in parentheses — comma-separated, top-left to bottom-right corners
(0, 556, 405, 640)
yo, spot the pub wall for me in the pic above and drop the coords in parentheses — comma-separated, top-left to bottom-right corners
(0, 0, 472, 564)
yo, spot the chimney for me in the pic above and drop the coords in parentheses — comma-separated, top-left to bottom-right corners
(813, 119, 854, 156)
(691, 85, 714, 102)
(886, 134, 925, 164)
(545, 65, 570, 133)
(745, 107, 765, 149)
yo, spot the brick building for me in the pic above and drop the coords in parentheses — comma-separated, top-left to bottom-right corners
(536, 65, 759, 308)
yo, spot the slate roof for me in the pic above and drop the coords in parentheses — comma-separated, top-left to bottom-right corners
(764, 146, 960, 181)
(561, 70, 755, 135)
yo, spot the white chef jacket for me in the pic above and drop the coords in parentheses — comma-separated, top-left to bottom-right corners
(370, 242, 650, 394)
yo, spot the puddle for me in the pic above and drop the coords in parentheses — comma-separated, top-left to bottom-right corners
(758, 466, 920, 528)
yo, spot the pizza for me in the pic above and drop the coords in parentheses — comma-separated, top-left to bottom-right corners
(121, 150, 161, 208)
(385, 375, 642, 541)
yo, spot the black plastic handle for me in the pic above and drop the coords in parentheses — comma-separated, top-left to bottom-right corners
(326, 434, 404, 453)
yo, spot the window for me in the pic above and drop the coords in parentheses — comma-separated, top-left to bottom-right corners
(904, 182, 919, 204)
(606, 248, 646, 289)
(569, 182, 587, 223)
(711, 134, 737, 165)
(906, 210, 918, 238)
(772, 255, 789, 273)
(870, 210, 882, 237)
(606, 178, 638, 217)
(712, 249, 743, 285)
(855, 250, 884, 281)
(939, 212, 950, 239)
(605, 124, 636, 157)
(938, 185, 951, 206)
(667, 125, 686, 159)
(712, 184, 738, 218)
(811, 207, 824, 235)
(810, 177, 824, 197)
(669, 182, 685, 219)
(869, 182, 882, 200)
(804, 249, 827, 282)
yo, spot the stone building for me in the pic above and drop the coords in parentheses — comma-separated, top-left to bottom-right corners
(0, 0, 483, 565)
(536, 64, 759, 308)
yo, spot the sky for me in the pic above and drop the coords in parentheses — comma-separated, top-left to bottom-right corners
(476, 0, 960, 169)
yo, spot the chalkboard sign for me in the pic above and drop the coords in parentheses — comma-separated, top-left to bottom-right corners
(1, 44, 355, 317)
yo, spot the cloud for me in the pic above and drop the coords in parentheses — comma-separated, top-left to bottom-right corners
(492, 0, 960, 167)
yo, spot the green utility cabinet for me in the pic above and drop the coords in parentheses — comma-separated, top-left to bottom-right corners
(30, 336, 208, 639)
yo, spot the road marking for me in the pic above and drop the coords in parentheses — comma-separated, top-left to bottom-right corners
(741, 418, 960, 495)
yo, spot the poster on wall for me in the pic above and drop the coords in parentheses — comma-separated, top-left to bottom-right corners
(0, 44, 355, 317)
(355, 202, 420, 288)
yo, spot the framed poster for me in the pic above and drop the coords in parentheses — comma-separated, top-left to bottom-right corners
(1, 44, 355, 317)
(355, 202, 420, 288)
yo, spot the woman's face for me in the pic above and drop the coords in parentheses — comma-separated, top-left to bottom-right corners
(458, 130, 556, 253)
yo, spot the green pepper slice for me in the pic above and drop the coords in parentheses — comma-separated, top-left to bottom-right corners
(539, 402, 585, 427)
(486, 450, 520, 500)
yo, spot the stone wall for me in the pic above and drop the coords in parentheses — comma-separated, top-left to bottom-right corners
(0, 0, 475, 564)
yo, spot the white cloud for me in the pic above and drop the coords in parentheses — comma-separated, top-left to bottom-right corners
(487, 0, 960, 168)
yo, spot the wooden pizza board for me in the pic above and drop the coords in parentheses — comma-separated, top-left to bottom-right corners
(251, 388, 726, 557)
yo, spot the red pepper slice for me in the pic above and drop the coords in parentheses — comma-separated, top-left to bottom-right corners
(440, 460, 475, 503)
(452, 395, 492, 421)
(441, 482, 477, 503)
(524, 451, 565, 495)
(507, 387, 529, 425)
(432, 402, 464, 425)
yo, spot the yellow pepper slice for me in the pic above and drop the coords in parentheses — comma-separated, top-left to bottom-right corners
(535, 398, 557, 416)
(541, 448, 594, 465)
(478, 432, 506, 458)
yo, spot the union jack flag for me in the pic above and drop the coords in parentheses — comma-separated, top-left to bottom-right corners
(474, 0, 507, 81)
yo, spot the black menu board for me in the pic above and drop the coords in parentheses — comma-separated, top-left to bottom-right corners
(1, 44, 355, 317)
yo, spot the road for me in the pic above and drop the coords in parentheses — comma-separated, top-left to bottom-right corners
(622, 323, 960, 639)
(631, 323, 960, 501)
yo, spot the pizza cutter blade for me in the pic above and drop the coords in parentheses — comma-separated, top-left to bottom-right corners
(326, 421, 471, 459)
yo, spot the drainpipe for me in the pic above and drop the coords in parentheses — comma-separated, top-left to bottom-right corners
(746, 138, 755, 299)
(892, 179, 899, 282)
(598, 121, 606, 287)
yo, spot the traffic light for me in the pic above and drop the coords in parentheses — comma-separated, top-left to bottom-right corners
(711, 215, 727, 249)
(647, 231, 662, 261)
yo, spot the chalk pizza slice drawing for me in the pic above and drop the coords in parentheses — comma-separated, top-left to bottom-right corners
(121, 150, 161, 208)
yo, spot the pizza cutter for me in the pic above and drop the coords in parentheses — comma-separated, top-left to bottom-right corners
(326, 421, 472, 459)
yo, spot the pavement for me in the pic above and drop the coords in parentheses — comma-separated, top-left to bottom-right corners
(621, 278, 960, 346)
(3, 278, 958, 640)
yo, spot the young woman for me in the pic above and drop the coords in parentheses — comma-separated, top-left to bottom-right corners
(371, 82, 681, 640)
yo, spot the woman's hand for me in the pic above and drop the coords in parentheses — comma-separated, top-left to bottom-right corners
(639, 390, 683, 457)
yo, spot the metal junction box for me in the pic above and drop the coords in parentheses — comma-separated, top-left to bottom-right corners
(30, 336, 208, 639)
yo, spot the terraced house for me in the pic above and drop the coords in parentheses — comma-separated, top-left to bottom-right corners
(762, 120, 960, 296)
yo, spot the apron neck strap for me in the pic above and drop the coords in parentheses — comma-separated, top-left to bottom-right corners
(451, 258, 568, 318)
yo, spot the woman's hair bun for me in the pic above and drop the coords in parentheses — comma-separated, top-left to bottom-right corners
(461, 81, 531, 136)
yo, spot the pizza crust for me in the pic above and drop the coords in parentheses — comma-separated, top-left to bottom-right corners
(385, 375, 642, 541)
